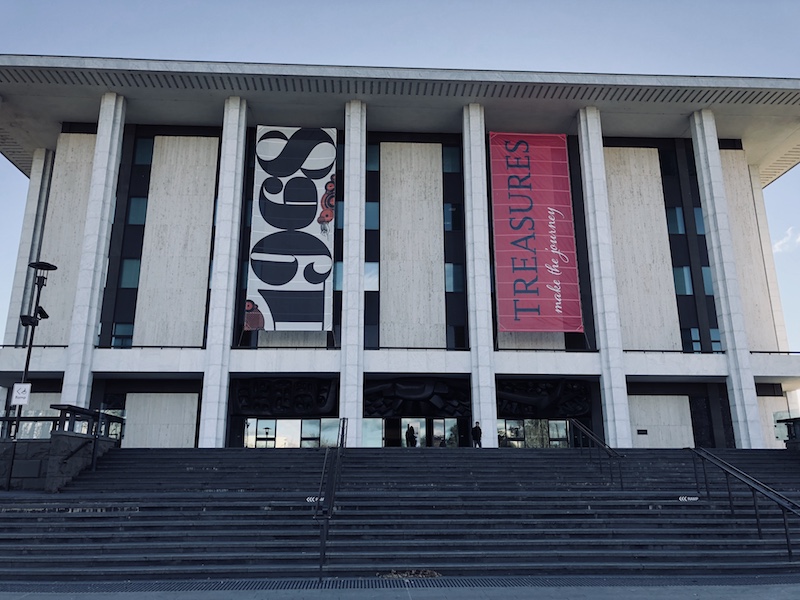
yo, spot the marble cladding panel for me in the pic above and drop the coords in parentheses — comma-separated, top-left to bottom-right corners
(122, 393, 198, 448)
(133, 136, 219, 347)
(722, 150, 779, 351)
(497, 332, 565, 350)
(36, 134, 96, 346)
(628, 395, 693, 448)
(257, 331, 327, 348)
(604, 147, 681, 351)
(758, 395, 791, 450)
(379, 142, 446, 348)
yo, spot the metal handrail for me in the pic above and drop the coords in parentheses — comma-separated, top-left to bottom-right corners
(689, 447, 800, 559)
(312, 418, 348, 579)
(568, 418, 624, 489)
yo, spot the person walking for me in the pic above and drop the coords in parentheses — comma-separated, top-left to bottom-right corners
(472, 421, 482, 448)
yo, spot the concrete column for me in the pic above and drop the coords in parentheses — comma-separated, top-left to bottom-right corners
(340, 100, 367, 447)
(61, 93, 126, 408)
(5, 148, 54, 346)
(199, 97, 248, 448)
(577, 107, 632, 448)
(691, 109, 764, 448)
(463, 104, 498, 447)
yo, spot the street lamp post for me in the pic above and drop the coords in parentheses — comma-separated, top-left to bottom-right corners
(2, 261, 57, 439)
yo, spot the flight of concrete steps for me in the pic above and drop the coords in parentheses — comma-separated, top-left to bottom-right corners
(0, 446, 798, 581)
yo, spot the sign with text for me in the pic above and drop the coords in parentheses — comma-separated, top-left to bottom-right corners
(489, 133, 583, 332)
(11, 383, 31, 406)
(246, 126, 337, 331)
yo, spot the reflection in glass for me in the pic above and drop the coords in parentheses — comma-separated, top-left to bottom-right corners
(673, 266, 693, 295)
(366, 144, 380, 172)
(333, 262, 343, 291)
(119, 259, 141, 289)
(702, 266, 714, 296)
(362, 418, 384, 447)
(320, 419, 340, 447)
(442, 146, 461, 173)
(401, 418, 426, 447)
(127, 197, 148, 225)
(366, 202, 380, 230)
(694, 207, 706, 235)
(364, 263, 380, 291)
(666, 206, 685, 234)
(275, 419, 301, 448)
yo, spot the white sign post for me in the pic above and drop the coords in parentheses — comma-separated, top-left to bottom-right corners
(11, 383, 31, 406)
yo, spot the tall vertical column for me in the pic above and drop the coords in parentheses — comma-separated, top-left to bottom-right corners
(61, 93, 126, 408)
(340, 100, 367, 447)
(463, 104, 498, 447)
(691, 109, 764, 448)
(5, 148, 54, 345)
(199, 96, 248, 448)
(577, 107, 632, 448)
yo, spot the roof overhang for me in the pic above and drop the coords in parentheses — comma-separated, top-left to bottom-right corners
(2, 55, 800, 185)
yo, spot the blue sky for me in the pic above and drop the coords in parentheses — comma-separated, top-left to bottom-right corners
(0, 0, 798, 347)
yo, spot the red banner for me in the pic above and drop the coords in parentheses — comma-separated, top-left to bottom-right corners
(490, 133, 583, 333)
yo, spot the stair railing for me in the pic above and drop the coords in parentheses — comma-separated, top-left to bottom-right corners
(689, 447, 800, 559)
(312, 418, 347, 579)
(568, 418, 625, 490)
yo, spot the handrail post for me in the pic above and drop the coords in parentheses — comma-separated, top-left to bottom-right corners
(725, 472, 734, 515)
(752, 488, 762, 539)
(783, 509, 793, 560)
(691, 453, 701, 496)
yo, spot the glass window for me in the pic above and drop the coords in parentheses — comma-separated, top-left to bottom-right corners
(694, 207, 706, 235)
(710, 328, 722, 352)
(366, 144, 380, 172)
(691, 327, 701, 352)
(673, 266, 693, 295)
(702, 266, 714, 296)
(445, 263, 464, 293)
(444, 203, 463, 231)
(119, 259, 141, 289)
(442, 146, 461, 173)
(111, 323, 133, 348)
(365, 202, 380, 230)
(248, 418, 276, 448)
(333, 261, 343, 291)
(666, 207, 685, 234)
(320, 419, 340, 447)
(364, 262, 379, 291)
(127, 197, 148, 225)
(362, 418, 384, 447)
(133, 138, 154, 165)
(301, 419, 321, 448)
(275, 419, 301, 448)
(334, 200, 344, 230)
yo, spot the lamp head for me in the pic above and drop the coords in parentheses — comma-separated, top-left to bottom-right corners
(28, 261, 57, 272)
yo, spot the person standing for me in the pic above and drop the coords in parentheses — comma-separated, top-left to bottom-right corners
(472, 421, 482, 448)
(405, 424, 417, 448)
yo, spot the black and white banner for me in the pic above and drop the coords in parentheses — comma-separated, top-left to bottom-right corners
(246, 126, 337, 331)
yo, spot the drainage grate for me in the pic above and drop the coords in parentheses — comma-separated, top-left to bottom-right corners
(2, 574, 800, 594)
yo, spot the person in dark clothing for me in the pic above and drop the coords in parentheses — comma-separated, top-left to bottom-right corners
(472, 421, 482, 448)
(405, 424, 417, 447)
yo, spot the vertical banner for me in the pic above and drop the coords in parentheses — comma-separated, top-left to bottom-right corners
(489, 133, 583, 332)
(247, 127, 337, 331)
